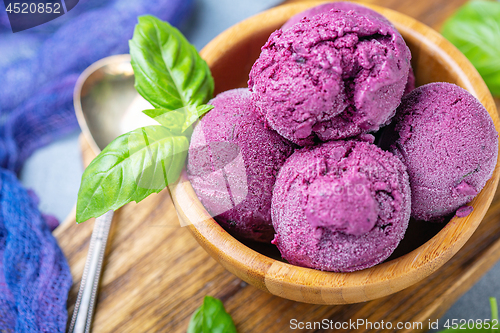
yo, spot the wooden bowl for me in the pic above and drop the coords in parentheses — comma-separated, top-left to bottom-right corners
(170, 1, 500, 304)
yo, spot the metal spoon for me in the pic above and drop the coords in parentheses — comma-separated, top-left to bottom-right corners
(69, 54, 154, 333)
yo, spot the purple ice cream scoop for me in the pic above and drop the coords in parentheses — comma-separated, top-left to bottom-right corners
(281, 2, 390, 30)
(187, 88, 295, 242)
(271, 139, 411, 272)
(249, 8, 411, 146)
(386, 82, 498, 221)
(281, 2, 416, 96)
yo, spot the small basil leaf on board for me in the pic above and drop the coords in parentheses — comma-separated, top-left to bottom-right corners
(491, 297, 499, 324)
(442, 0, 500, 96)
(129, 15, 214, 110)
(76, 125, 188, 223)
(187, 296, 237, 333)
(142, 104, 214, 135)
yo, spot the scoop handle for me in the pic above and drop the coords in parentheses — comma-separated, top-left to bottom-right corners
(67, 210, 114, 333)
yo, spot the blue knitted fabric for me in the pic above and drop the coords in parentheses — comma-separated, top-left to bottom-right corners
(0, 0, 193, 331)
(0, 169, 72, 331)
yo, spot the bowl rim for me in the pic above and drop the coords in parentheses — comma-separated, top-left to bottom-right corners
(170, 0, 500, 304)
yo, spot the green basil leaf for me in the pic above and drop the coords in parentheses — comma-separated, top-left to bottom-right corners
(186, 105, 215, 132)
(143, 108, 185, 134)
(129, 15, 214, 110)
(76, 125, 188, 223)
(142, 104, 213, 135)
(442, 0, 500, 96)
(187, 296, 237, 333)
(491, 297, 498, 322)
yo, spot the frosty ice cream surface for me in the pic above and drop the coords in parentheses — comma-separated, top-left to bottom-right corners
(187, 89, 294, 242)
(248, 5, 411, 145)
(271, 139, 411, 272)
(185, 3, 498, 272)
(281, 2, 391, 30)
(384, 82, 498, 221)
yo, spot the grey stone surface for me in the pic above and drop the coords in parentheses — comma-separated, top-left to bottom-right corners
(20, 130, 82, 222)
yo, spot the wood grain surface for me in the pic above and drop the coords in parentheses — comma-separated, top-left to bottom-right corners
(55, 0, 500, 332)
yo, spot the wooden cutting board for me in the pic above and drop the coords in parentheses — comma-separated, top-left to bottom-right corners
(55, 1, 500, 331)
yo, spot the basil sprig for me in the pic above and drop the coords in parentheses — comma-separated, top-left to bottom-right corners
(187, 296, 237, 333)
(76, 16, 214, 223)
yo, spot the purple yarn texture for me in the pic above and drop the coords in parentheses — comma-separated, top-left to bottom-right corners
(0, 0, 193, 331)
